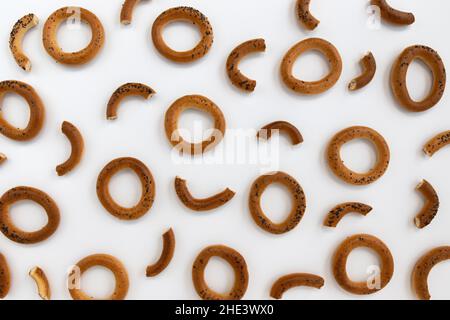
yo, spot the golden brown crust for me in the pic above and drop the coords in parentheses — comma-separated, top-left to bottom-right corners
(326, 126, 390, 185)
(152, 7, 213, 63)
(192, 245, 248, 300)
(146, 228, 175, 277)
(280, 38, 342, 95)
(226, 39, 266, 92)
(333, 234, 394, 295)
(0, 186, 60, 244)
(257, 121, 303, 145)
(296, 0, 320, 30)
(423, 130, 450, 157)
(349, 52, 376, 91)
(0, 153, 6, 166)
(414, 180, 439, 229)
(391, 45, 446, 112)
(370, 0, 415, 25)
(323, 202, 372, 228)
(68, 254, 129, 300)
(96, 157, 155, 220)
(29, 266, 51, 300)
(0, 253, 10, 299)
(0, 80, 45, 141)
(249, 172, 306, 235)
(43, 7, 105, 65)
(106, 83, 155, 120)
(56, 121, 84, 176)
(174, 177, 235, 211)
(120, 0, 141, 25)
(165, 95, 226, 155)
(9, 13, 39, 71)
(270, 273, 324, 299)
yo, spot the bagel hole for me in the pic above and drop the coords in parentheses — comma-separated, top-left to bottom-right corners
(427, 259, 450, 299)
(406, 59, 433, 102)
(340, 139, 377, 174)
(0, 93, 30, 130)
(9, 200, 48, 232)
(346, 247, 380, 283)
(109, 169, 142, 208)
(204, 257, 235, 295)
(80, 266, 116, 299)
(162, 21, 202, 52)
(57, 19, 92, 52)
(178, 109, 214, 144)
(292, 50, 329, 81)
(260, 183, 293, 224)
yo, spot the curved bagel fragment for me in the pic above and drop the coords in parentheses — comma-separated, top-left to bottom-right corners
(423, 131, 450, 157)
(414, 180, 439, 229)
(120, 0, 147, 25)
(0, 253, 10, 299)
(370, 0, 415, 25)
(9, 13, 39, 71)
(146, 228, 175, 277)
(257, 121, 303, 145)
(29, 266, 51, 300)
(270, 273, 324, 299)
(226, 38, 266, 92)
(56, 121, 84, 176)
(107, 83, 155, 120)
(174, 177, 235, 211)
(349, 52, 376, 91)
(296, 0, 320, 30)
(0, 154, 6, 166)
(324, 202, 373, 228)
(412, 246, 450, 300)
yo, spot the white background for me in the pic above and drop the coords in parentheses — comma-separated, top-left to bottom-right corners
(0, 0, 449, 300)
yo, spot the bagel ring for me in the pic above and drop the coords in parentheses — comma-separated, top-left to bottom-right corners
(96, 157, 155, 220)
(192, 245, 248, 300)
(68, 254, 129, 300)
(0, 186, 60, 244)
(249, 171, 306, 235)
(165, 95, 226, 155)
(43, 7, 105, 65)
(280, 38, 342, 94)
(391, 45, 446, 112)
(0, 80, 45, 141)
(333, 234, 394, 295)
(152, 7, 213, 63)
(327, 126, 390, 185)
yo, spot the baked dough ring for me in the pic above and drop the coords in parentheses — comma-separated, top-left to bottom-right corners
(296, 0, 320, 30)
(146, 228, 175, 277)
(326, 126, 390, 185)
(0, 186, 60, 244)
(257, 121, 303, 145)
(270, 273, 324, 299)
(56, 121, 84, 176)
(0, 253, 10, 299)
(152, 7, 213, 63)
(96, 157, 155, 220)
(43, 7, 105, 65)
(106, 83, 155, 120)
(226, 38, 266, 92)
(349, 52, 376, 91)
(120, 0, 147, 25)
(249, 171, 306, 235)
(370, 0, 415, 25)
(68, 254, 129, 300)
(414, 180, 439, 229)
(423, 130, 450, 157)
(192, 245, 248, 300)
(324, 202, 373, 228)
(0, 80, 45, 141)
(333, 234, 394, 295)
(391, 45, 446, 112)
(9, 13, 39, 71)
(165, 95, 226, 155)
(174, 177, 235, 211)
(280, 38, 342, 94)
(29, 266, 51, 300)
